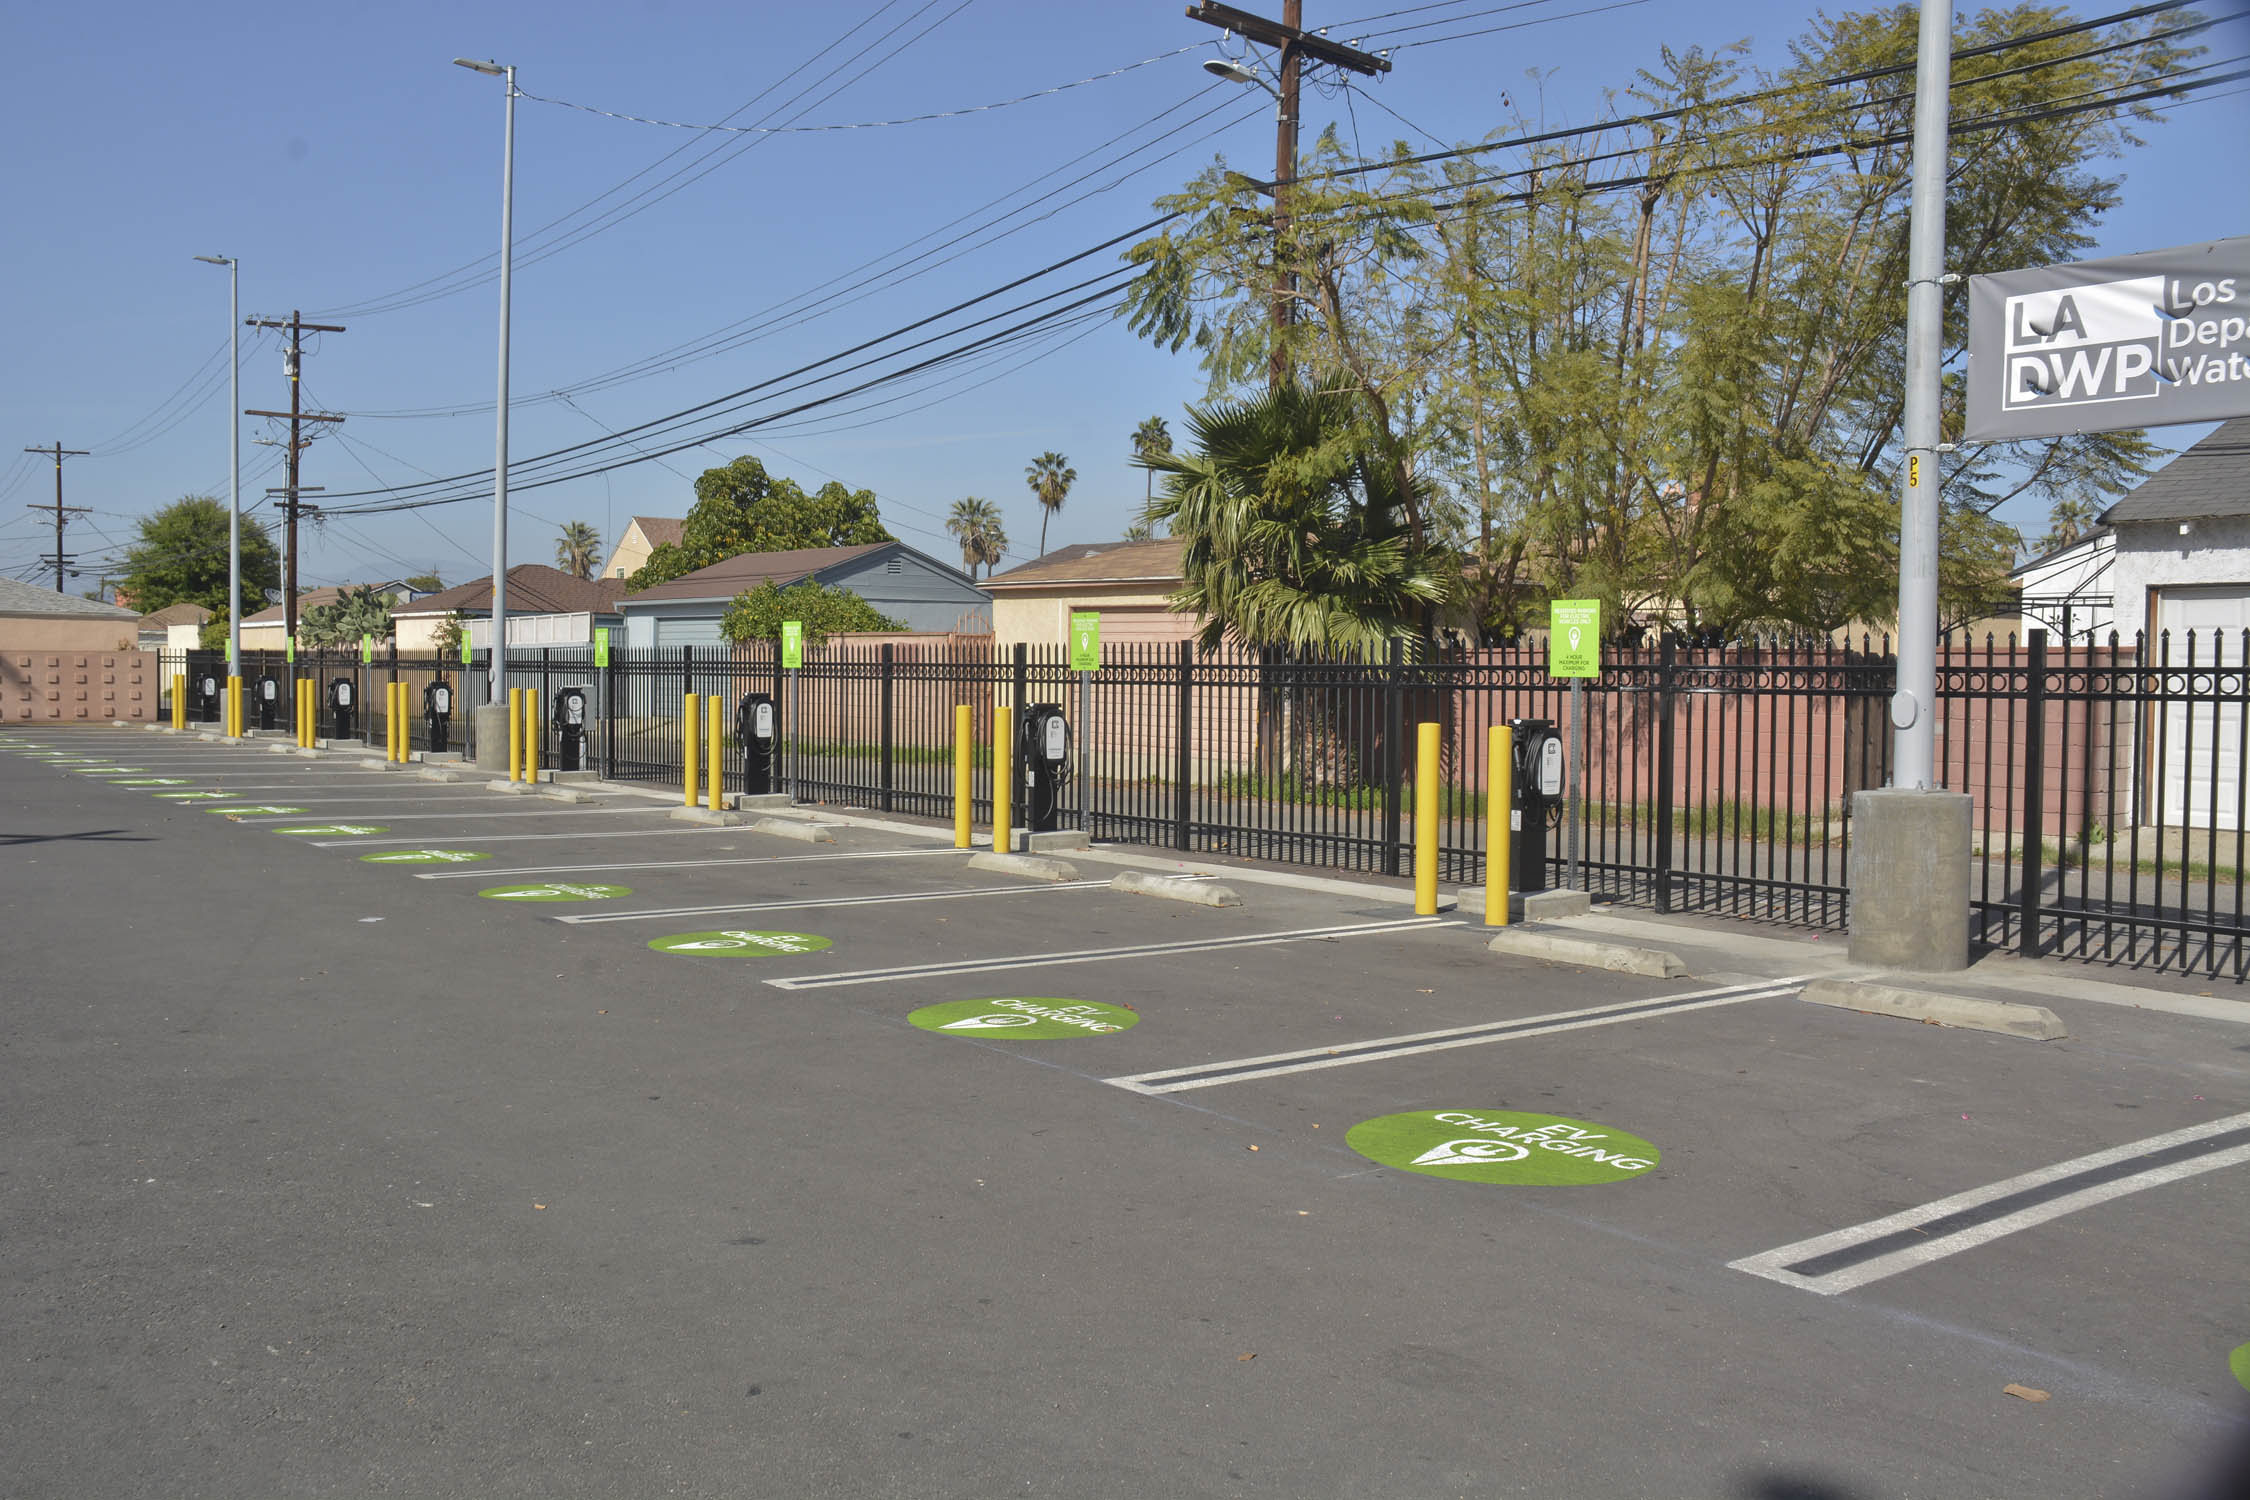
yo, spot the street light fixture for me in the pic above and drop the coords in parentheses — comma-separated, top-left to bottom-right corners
(455, 55, 516, 746)
(1203, 56, 1281, 106)
(194, 255, 240, 680)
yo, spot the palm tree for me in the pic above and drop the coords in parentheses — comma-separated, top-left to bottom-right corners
(1024, 451, 1076, 557)
(945, 497, 1007, 580)
(555, 521, 602, 580)
(1131, 416, 1171, 511)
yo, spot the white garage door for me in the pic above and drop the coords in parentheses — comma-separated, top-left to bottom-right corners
(2154, 586, 2250, 829)
(653, 616, 726, 650)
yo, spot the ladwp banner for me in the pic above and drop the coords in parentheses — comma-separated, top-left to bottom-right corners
(1965, 237, 2250, 441)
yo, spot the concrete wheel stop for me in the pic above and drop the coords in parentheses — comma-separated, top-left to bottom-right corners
(1110, 870, 1240, 906)
(967, 851, 1080, 881)
(1801, 978, 2065, 1040)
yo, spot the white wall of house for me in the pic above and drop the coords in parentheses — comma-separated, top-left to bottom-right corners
(2110, 516, 2250, 641)
(2014, 532, 2115, 640)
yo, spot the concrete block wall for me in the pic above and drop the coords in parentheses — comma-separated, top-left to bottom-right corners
(4, 651, 157, 721)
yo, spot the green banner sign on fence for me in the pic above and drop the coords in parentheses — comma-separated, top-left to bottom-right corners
(1549, 599, 1601, 678)
(781, 620, 804, 670)
(594, 627, 610, 668)
(1070, 611, 1101, 672)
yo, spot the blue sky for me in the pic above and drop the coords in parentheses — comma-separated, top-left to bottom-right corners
(0, 0, 2242, 595)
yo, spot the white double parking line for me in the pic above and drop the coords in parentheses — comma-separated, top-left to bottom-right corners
(409, 847, 955, 879)
(1729, 1110, 2250, 1295)
(1106, 975, 1816, 1095)
(555, 880, 1113, 924)
(763, 916, 1456, 990)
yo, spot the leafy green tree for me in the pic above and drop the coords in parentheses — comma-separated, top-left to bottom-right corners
(555, 521, 601, 580)
(119, 494, 280, 618)
(403, 573, 444, 594)
(1132, 416, 1172, 513)
(299, 585, 396, 649)
(945, 497, 1007, 580)
(1024, 452, 1076, 557)
(1144, 379, 1456, 654)
(2034, 495, 2099, 556)
(1122, 519, 1157, 542)
(434, 612, 469, 660)
(629, 456, 891, 590)
(719, 580, 903, 649)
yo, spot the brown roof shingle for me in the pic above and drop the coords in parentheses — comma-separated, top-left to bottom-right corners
(395, 565, 625, 617)
(983, 538, 1185, 589)
(630, 516, 685, 549)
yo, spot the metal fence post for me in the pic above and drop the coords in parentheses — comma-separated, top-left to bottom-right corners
(1382, 638, 1405, 878)
(2019, 629, 2049, 959)
(1174, 638, 1193, 852)
(880, 644, 896, 813)
(1010, 643, 1029, 839)
(1655, 636, 1677, 914)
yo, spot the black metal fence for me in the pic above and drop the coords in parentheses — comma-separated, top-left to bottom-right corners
(185, 630, 2250, 980)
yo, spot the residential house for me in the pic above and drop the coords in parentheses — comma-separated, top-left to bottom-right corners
(982, 539, 1192, 651)
(1, 576, 153, 722)
(390, 565, 627, 654)
(601, 516, 683, 581)
(239, 581, 417, 651)
(137, 601, 212, 659)
(618, 542, 988, 648)
(2010, 528, 2113, 643)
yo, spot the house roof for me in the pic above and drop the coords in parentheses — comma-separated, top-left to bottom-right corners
(138, 601, 213, 627)
(2008, 526, 2112, 579)
(621, 543, 893, 604)
(983, 538, 1186, 590)
(2097, 417, 2250, 525)
(0, 575, 142, 620)
(243, 583, 404, 625)
(394, 564, 625, 617)
(629, 516, 685, 549)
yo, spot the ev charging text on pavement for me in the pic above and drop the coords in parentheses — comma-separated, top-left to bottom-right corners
(274, 824, 391, 836)
(1347, 1110, 1662, 1186)
(359, 849, 493, 864)
(213, 805, 306, 816)
(478, 883, 633, 902)
(909, 998, 1139, 1039)
(648, 930, 833, 957)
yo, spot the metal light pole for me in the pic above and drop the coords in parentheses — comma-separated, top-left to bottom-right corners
(1891, 0, 1953, 789)
(194, 255, 240, 673)
(456, 56, 515, 710)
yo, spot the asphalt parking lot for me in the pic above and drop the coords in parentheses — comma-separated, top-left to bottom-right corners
(7, 726, 2249, 1499)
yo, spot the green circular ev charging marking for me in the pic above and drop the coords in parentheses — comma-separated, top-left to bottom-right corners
(2231, 1342, 2250, 1394)
(647, 929, 832, 957)
(1346, 1110, 1662, 1186)
(273, 823, 390, 836)
(155, 789, 232, 799)
(478, 882, 633, 902)
(358, 849, 492, 864)
(908, 998, 1139, 1039)
(210, 805, 306, 816)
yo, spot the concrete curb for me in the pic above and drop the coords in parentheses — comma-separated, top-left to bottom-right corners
(1111, 870, 1240, 906)
(729, 792, 796, 812)
(1801, 977, 2066, 1040)
(1028, 830, 1090, 852)
(539, 786, 595, 805)
(1458, 887, 1594, 922)
(670, 806, 745, 826)
(754, 817, 836, 844)
(1487, 927, 1688, 977)
(967, 852, 1080, 882)
(418, 769, 462, 783)
(490, 781, 537, 797)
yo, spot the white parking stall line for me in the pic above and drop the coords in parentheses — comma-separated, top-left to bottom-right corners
(234, 806, 671, 823)
(555, 880, 1113, 924)
(1104, 976, 1818, 1095)
(762, 917, 1458, 990)
(199, 793, 504, 805)
(311, 827, 735, 847)
(1728, 1110, 2250, 1295)
(410, 847, 956, 879)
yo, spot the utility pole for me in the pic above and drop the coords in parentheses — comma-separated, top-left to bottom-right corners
(22, 441, 90, 592)
(1185, 2, 1390, 385)
(246, 309, 345, 645)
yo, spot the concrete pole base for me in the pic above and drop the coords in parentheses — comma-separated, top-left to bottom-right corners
(1849, 787, 1973, 971)
(471, 703, 512, 774)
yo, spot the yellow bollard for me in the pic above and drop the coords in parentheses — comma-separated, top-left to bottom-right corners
(522, 685, 539, 782)
(683, 693, 701, 806)
(1486, 725, 1514, 927)
(300, 678, 313, 747)
(707, 696, 724, 812)
(1415, 721, 1440, 916)
(508, 687, 524, 781)
(992, 704, 1013, 854)
(230, 675, 244, 738)
(394, 683, 408, 762)
(953, 704, 973, 849)
(173, 673, 185, 730)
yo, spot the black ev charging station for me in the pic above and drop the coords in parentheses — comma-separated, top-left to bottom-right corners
(1018, 703, 1071, 832)
(552, 686, 590, 772)
(1507, 717, 1565, 894)
(424, 679, 455, 755)
(328, 676, 356, 742)
(256, 674, 280, 731)
(195, 671, 221, 724)
(736, 692, 778, 796)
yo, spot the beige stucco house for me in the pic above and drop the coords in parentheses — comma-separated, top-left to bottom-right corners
(601, 516, 683, 582)
(981, 540, 1195, 651)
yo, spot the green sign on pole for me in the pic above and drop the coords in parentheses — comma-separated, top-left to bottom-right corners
(1549, 599, 1601, 679)
(1069, 611, 1101, 672)
(780, 620, 804, 670)
(594, 627, 610, 668)
(360, 634, 374, 665)
(461, 630, 473, 665)
(287, 635, 296, 663)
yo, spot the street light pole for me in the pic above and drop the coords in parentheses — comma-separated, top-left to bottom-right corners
(195, 255, 241, 674)
(456, 56, 515, 714)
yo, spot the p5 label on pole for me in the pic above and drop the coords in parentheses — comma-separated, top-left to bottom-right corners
(1549, 600, 1600, 679)
(1069, 611, 1101, 672)
(780, 620, 804, 670)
